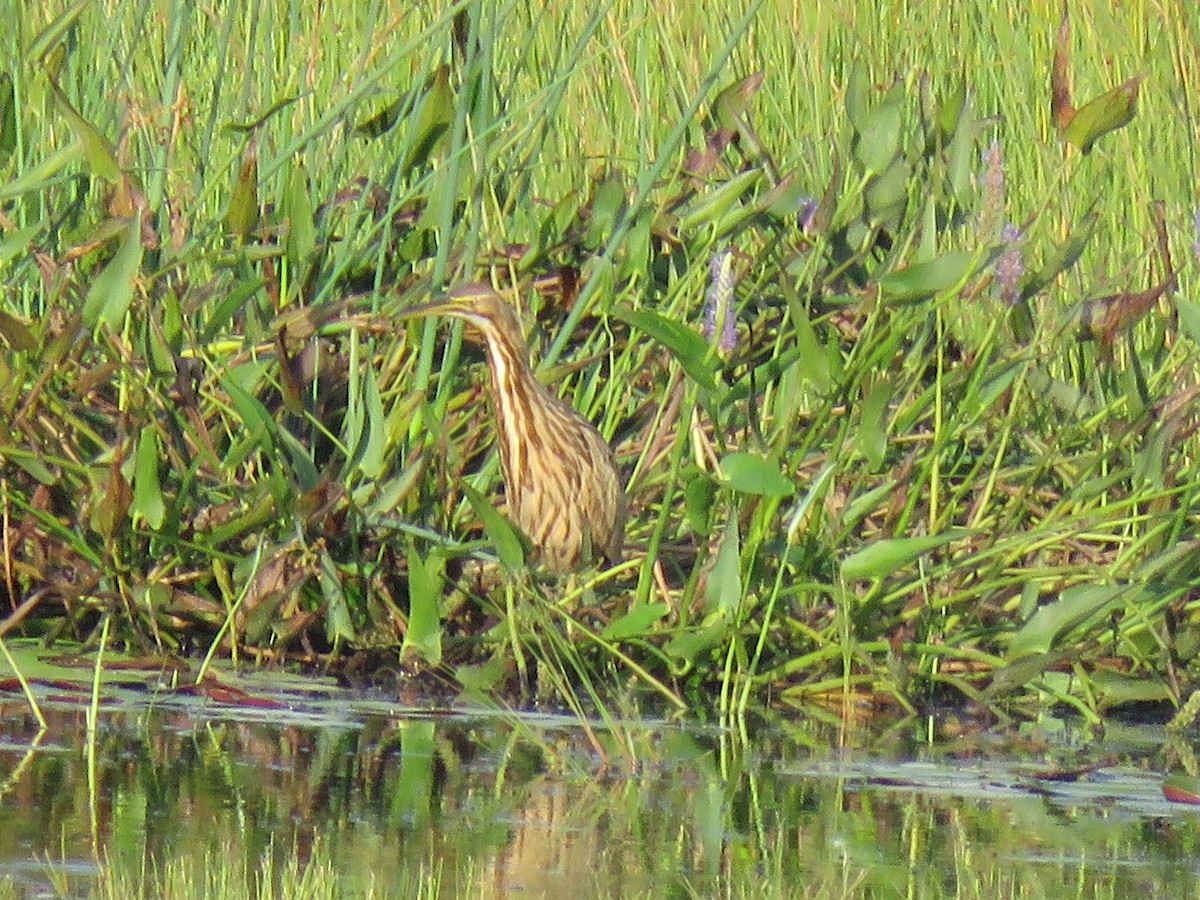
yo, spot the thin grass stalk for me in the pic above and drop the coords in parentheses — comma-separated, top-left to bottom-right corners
(197, 537, 266, 683)
(86, 613, 110, 856)
(0, 636, 46, 729)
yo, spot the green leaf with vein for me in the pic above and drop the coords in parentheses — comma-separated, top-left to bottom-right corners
(82, 214, 142, 331)
(1008, 584, 1127, 657)
(1062, 76, 1144, 154)
(461, 482, 525, 573)
(720, 452, 793, 497)
(841, 530, 968, 581)
(403, 546, 443, 665)
(132, 428, 165, 529)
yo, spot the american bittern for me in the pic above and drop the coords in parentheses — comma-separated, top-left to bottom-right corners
(401, 285, 626, 573)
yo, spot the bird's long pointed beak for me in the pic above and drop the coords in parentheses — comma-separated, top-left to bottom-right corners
(396, 282, 498, 321)
(394, 298, 457, 321)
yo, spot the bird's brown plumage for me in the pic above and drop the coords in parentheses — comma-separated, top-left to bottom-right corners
(402, 285, 625, 572)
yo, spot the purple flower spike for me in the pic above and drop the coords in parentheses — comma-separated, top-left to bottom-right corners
(1193, 208, 1200, 261)
(704, 249, 738, 353)
(798, 196, 819, 233)
(979, 141, 1006, 242)
(995, 222, 1024, 305)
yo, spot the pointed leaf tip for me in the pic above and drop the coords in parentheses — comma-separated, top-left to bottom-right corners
(1063, 75, 1144, 154)
(714, 71, 765, 131)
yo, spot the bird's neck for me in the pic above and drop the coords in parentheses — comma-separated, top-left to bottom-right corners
(478, 329, 545, 491)
(482, 329, 533, 394)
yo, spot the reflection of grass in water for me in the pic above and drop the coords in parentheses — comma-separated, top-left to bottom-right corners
(2, 0, 1197, 723)
(0, 700, 1188, 898)
(94, 837, 450, 900)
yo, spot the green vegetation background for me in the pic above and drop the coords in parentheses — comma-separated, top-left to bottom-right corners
(2, 0, 1199, 721)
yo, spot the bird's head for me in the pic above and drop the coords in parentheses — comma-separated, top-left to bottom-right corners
(398, 283, 522, 342)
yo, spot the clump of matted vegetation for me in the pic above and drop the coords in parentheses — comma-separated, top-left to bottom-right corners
(1, 1, 1198, 724)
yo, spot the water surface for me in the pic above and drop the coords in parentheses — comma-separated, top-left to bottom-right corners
(1, 655, 1196, 897)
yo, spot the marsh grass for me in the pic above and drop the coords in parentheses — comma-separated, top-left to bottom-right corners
(95, 836, 432, 900)
(1, 1, 1199, 724)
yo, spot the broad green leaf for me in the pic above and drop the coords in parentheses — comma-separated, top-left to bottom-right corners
(759, 172, 807, 220)
(601, 602, 669, 641)
(132, 427, 165, 529)
(395, 720, 436, 831)
(455, 654, 507, 694)
(785, 462, 835, 541)
(857, 379, 890, 469)
(82, 213, 143, 330)
(355, 100, 403, 138)
(320, 549, 355, 644)
(943, 89, 977, 206)
(706, 515, 741, 616)
(277, 424, 319, 492)
(844, 61, 871, 134)
(144, 314, 176, 377)
(983, 651, 1063, 698)
(1132, 413, 1167, 486)
(206, 493, 275, 546)
(879, 250, 976, 302)
(225, 144, 259, 239)
(285, 161, 315, 269)
(402, 65, 454, 172)
(1007, 584, 1126, 657)
(354, 66, 452, 150)
(341, 333, 365, 468)
(620, 207, 653, 282)
(403, 546, 443, 665)
(7, 452, 56, 484)
(1176, 299, 1200, 345)
(461, 482, 525, 572)
(664, 620, 727, 666)
(356, 365, 387, 478)
(855, 83, 904, 175)
(0, 224, 42, 263)
(841, 529, 967, 581)
(973, 358, 1024, 416)
(720, 452, 793, 497)
(864, 159, 909, 221)
(789, 305, 833, 392)
(1089, 667, 1172, 708)
(220, 373, 274, 448)
(937, 74, 967, 139)
(614, 307, 719, 393)
(584, 172, 627, 250)
(1134, 538, 1200, 585)
(0, 308, 35, 351)
(713, 71, 764, 131)
(1007, 299, 1035, 342)
(47, 77, 120, 182)
(677, 168, 762, 234)
(1062, 75, 1144, 154)
(89, 457, 131, 542)
(842, 480, 898, 532)
(683, 470, 717, 536)
(1025, 365, 1088, 416)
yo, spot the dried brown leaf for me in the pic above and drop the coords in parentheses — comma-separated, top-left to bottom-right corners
(1051, 5, 1075, 130)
